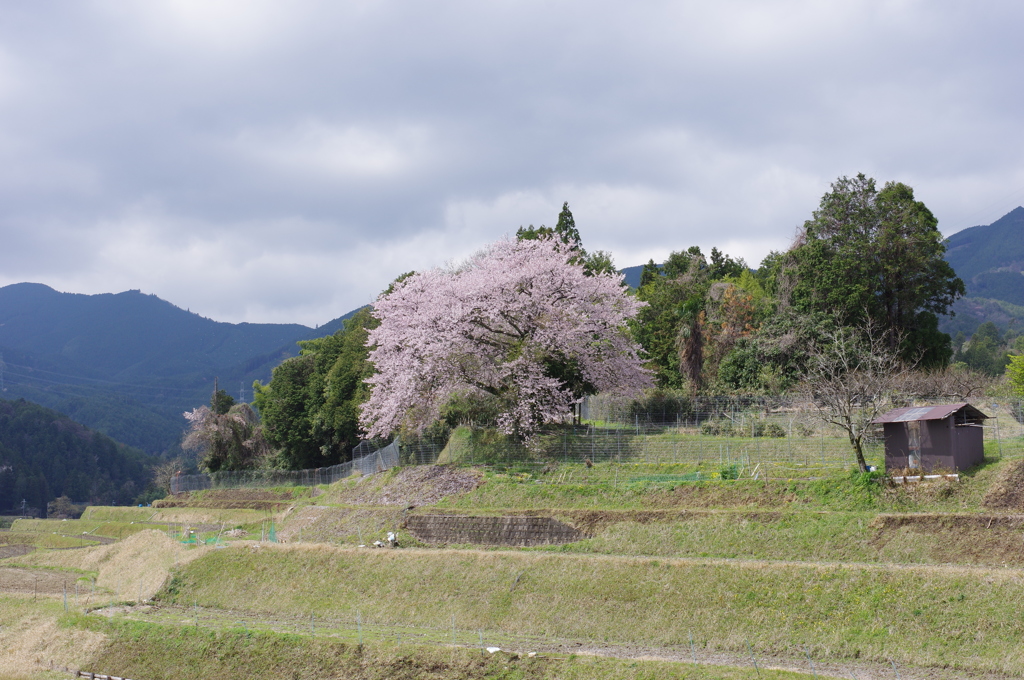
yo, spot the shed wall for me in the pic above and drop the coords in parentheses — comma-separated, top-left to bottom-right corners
(883, 413, 984, 472)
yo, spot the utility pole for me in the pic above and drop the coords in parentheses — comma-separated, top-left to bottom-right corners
(239, 381, 246, 404)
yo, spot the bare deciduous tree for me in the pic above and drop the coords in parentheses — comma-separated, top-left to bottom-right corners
(903, 365, 993, 401)
(802, 323, 914, 472)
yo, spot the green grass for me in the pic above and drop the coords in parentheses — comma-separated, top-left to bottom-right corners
(546, 509, 1024, 566)
(441, 424, 888, 471)
(434, 455, 1015, 514)
(68, 614, 823, 680)
(436, 467, 887, 512)
(11, 519, 167, 540)
(157, 543, 1024, 676)
(80, 507, 160, 522)
(0, 531, 101, 549)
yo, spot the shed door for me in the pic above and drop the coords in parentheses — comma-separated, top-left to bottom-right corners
(906, 420, 921, 469)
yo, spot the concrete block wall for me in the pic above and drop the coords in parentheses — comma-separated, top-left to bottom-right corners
(406, 514, 584, 546)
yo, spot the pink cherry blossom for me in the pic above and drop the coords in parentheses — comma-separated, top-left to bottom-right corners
(360, 237, 652, 439)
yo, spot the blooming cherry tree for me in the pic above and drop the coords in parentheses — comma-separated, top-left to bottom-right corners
(360, 237, 652, 439)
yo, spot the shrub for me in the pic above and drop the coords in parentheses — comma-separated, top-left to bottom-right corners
(719, 464, 740, 480)
(701, 418, 785, 438)
(627, 389, 694, 422)
(700, 420, 736, 436)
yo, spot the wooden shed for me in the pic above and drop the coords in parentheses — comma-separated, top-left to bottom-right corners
(872, 403, 988, 473)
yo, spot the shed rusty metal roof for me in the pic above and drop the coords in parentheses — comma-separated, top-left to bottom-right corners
(871, 403, 988, 424)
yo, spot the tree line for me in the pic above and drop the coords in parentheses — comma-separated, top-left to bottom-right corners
(185, 176, 1018, 473)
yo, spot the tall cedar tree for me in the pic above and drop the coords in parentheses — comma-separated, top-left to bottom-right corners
(516, 202, 616, 277)
(786, 174, 964, 366)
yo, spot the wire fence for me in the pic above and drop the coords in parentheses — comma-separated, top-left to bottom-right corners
(170, 441, 401, 494)
(170, 396, 1024, 493)
(582, 394, 1024, 439)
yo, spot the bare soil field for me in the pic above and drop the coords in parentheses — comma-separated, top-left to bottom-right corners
(0, 546, 33, 560)
(0, 568, 73, 596)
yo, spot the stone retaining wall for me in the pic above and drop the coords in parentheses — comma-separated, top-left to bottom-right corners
(406, 514, 584, 546)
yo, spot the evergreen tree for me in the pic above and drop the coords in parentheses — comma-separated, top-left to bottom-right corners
(786, 174, 964, 366)
(253, 308, 377, 469)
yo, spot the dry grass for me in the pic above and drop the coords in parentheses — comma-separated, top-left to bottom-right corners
(83, 505, 272, 526)
(276, 505, 408, 545)
(318, 466, 483, 507)
(0, 597, 107, 680)
(74, 616, 822, 680)
(11, 519, 161, 541)
(982, 458, 1024, 510)
(12, 531, 212, 602)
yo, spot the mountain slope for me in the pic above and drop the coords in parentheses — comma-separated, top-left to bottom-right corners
(0, 397, 154, 515)
(0, 284, 363, 453)
(944, 207, 1024, 305)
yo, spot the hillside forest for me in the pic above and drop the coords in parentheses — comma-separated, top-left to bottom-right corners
(0, 398, 156, 516)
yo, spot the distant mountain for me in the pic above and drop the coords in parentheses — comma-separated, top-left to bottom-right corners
(620, 264, 645, 289)
(0, 397, 154, 515)
(945, 207, 1024, 305)
(0, 283, 363, 453)
(941, 207, 1024, 337)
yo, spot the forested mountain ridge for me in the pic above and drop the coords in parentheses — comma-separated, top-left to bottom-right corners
(0, 397, 154, 516)
(0, 283, 361, 453)
(945, 207, 1024, 293)
(940, 207, 1024, 336)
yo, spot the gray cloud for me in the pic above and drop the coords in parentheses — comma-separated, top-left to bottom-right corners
(1, 0, 1023, 324)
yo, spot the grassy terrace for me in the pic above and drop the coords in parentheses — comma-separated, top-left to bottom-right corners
(11, 518, 170, 541)
(0, 531, 102, 550)
(157, 542, 1024, 676)
(62, 611, 821, 680)
(438, 457, 1006, 514)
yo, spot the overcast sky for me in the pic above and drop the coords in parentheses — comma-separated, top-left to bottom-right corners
(1, 1, 1022, 326)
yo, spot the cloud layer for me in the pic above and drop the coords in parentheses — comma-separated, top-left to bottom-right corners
(1, 1, 1022, 324)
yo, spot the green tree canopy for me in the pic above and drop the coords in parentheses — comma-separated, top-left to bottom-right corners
(253, 307, 377, 469)
(1007, 354, 1024, 397)
(962, 321, 1011, 376)
(785, 174, 964, 367)
(632, 247, 761, 393)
